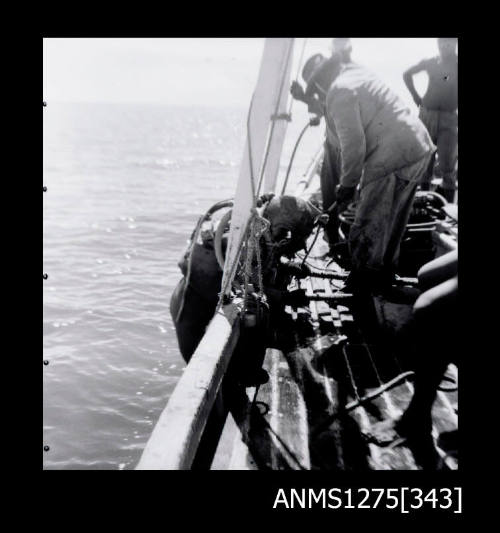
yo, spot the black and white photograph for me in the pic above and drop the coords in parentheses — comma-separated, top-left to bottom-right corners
(42, 37, 459, 480)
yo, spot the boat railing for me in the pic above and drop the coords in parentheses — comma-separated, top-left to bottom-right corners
(136, 301, 242, 469)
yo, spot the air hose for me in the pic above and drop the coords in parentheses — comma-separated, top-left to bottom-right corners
(310, 371, 415, 438)
(214, 209, 233, 271)
(344, 371, 415, 412)
(280, 116, 321, 196)
(175, 199, 234, 322)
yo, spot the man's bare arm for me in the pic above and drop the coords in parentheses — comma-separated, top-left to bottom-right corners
(403, 60, 429, 107)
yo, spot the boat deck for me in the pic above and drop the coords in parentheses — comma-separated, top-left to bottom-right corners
(210, 234, 458, 471)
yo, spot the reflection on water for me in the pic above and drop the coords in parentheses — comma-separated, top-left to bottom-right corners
(43, 102, 323, 469)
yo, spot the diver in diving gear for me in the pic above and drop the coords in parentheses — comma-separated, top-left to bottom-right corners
(170, 195, 316, 386)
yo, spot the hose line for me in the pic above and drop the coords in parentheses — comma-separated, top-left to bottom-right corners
(280, 120, 313, 196)
(311, 371, 416, 438)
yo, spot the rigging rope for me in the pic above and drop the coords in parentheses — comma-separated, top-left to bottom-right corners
(242, 223, 255, 306)
(220, 40, 296, 303)
(247, 92, 257, 204)
(286, 38, 308, 117)
(217, 92, 259, 304)
(253, 213, 268, 299)
(220, 39, 312, 307)
(255, 40, 294, 199)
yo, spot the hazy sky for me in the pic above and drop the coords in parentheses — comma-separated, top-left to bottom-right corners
(43, 38, 442, 108)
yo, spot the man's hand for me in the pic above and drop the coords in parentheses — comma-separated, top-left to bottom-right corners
(290, 81, 305, 101)
(284, 260, 311, 279)
(403, 63, 427, 109)
(336, 185, 356, 214)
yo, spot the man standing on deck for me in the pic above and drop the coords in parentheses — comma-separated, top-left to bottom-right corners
(290, 38, 354, 248)
(403, 38, 458, 203)
(324, 55, 435, 292)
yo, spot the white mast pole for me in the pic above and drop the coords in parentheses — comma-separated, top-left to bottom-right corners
(220, 38, 294, 298)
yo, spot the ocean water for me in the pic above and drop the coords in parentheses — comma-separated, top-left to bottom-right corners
(43, 101, 323, 470)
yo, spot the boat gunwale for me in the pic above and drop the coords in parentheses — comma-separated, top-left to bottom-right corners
(136, 302, 241, 470)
